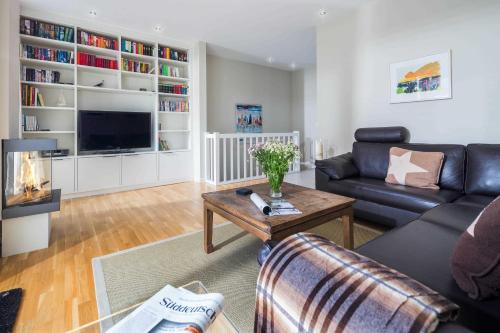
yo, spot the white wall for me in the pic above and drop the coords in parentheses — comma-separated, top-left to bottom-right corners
(292, 66, 317, 163)
(317, 0, 500, 155)
(207, 55, 293, 133)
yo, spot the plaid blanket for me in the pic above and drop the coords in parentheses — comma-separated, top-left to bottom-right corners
(254, 233, 459, 333)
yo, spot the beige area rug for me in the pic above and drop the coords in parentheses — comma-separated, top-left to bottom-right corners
(92, 221, 382, 333)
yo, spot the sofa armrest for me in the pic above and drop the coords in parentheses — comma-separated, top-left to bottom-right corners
(315, 152, 359, 180)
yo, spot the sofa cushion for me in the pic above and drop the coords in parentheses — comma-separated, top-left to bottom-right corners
(465, 144, 500, 196)
(420, 203, 484, 233)
(352, 142, 465, 191)
(453, 194, 495, 208)
(385, 147, 444, 189)
(315, 153, 358, 180)
(327, 177, 462, 213)
(357, 220, 500, 329)
(452, 196, 500, 300)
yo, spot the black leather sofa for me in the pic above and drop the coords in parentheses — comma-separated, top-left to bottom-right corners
(315, 127, 500, 332)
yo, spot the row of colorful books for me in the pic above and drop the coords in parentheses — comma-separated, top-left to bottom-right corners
(21, 45, 74, 64)
(77, 52, 118, 69)
(20, 17, 74, 42)
(158, 84, 188, 95)
(122, 39, 154, 56)
(158, 46, 188, 62)
(22, 67, 61, 84)
(121, 59, 150, 74)
(21, 84, 45, 107)
(23, 115, 39, 132)
(159, 64, 184, 78)
(159, 100, 189, 112)
(78, 30, 118, 50)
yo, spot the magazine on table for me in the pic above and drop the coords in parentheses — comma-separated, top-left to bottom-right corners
(108, 284, 224, 333)
(250, 193, 302, 216)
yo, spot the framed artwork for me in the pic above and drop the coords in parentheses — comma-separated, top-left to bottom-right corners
(390, 51, 452, 103)
(235, 104, 262, 133)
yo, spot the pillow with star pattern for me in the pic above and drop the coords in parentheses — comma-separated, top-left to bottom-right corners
(385, 147, 444, 189)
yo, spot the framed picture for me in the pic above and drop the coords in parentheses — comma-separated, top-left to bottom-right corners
(390, 51, 452, 103)
(235, 104, 262, 133)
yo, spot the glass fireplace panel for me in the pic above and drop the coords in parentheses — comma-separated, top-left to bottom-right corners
(4, 150, 52, 207)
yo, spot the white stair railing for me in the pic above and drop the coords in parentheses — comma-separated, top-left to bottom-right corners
(205, 131, 300, 185)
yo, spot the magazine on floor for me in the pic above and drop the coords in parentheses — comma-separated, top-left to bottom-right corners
(108, 284, 224, 333)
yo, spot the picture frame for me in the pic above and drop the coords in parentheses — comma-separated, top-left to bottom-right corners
(390, 51, 452, 103)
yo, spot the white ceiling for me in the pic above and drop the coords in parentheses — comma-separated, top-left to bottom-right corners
(20, 0, 369, 70)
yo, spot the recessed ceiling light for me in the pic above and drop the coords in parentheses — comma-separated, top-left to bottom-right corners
(267, 56, 274, 64)
(89, 9, 97, 17)
(290, 62, 296, 69)
(153, 25, 163, 32)
(319, 9, 328, 16)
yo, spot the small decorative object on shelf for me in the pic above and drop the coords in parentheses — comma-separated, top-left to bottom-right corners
(159, 139, 170, 151)
(249, 140, 300, 198)
(56, 91, 67, 106)
(93, 80, 105, 87)
(20, 17, 74, 42)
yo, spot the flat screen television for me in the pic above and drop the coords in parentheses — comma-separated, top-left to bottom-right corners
(78, 111, 152, 154)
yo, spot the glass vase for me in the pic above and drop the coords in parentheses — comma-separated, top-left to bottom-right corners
(268, 172, 284, 198)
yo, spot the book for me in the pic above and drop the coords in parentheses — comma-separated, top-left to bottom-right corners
(21, 44, 74, 64)
(77, 30, 118, 50)
(108, 284, 224, 333)
(77, 52, 118, 69)
(20, 17, 74, 43)
(158, 84, 188, 95)
(158, 46, 188, 62)
(121, 39, 154, 56)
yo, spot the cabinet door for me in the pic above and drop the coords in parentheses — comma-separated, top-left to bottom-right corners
(52, 158, 75, 195)
(159, 151, 193, 183)
(122, 153, 157, 186)
(77, 156, 121, 192)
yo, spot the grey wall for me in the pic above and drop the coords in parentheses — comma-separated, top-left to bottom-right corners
(317, 0, 500, 155)
(207, 55, 293, 133)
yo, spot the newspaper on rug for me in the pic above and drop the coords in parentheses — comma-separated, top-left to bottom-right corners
(108, 284, 224, 333)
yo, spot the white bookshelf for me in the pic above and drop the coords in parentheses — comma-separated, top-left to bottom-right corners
(19, 15, 192, 156)
(18, 15, 195, 198)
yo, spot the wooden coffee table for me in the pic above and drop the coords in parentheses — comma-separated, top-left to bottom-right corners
(201, 182, 356, 253)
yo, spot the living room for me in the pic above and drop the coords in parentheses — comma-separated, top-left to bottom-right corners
(0, 0, 499, 332)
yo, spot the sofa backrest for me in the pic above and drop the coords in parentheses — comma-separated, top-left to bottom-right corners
(466, 144, 500, 196)
(352, 142, 466, 192)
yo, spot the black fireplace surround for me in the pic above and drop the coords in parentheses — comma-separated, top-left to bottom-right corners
(1, 139, 61, 219)
(315, 127, 500, 331)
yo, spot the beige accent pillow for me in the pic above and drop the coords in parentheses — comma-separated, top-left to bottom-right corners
(385, 147, 444, 189)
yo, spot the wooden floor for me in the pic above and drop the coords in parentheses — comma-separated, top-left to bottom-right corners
(0, 180, 266, 332)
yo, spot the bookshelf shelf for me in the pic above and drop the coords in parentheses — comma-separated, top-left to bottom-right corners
(158, 58, 189, 66)
(121, 71, 155, 78)
(20, 34, 74, 49)
(77, 44, 119, 57)
(22, 106, 75, 111)
(121, 52, 156, 62)
(158, 92, 189, 98)
(77, 85, 155, 95)
(20, 81, 75, 89)
(158, 129, 191, 133)
(23, 131, 75, 134)
(20, 58, 75, 69)
(76, 65, 119, 73)
(158, 75, 190, 82)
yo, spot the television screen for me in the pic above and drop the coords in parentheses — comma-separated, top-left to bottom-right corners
(78, 111, 152, 153)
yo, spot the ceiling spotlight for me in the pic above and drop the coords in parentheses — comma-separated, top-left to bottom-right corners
(153, 25, 163, 32)
(89, 9, 97, 17)
(319, 9, 328, 16)
(290, 62, 296, 69)
(267, 56, 274, 64)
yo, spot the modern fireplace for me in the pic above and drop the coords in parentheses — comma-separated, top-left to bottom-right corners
(1, 139, 61, 257)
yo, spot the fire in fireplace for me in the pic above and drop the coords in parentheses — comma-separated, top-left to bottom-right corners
(2, 139, 56, 208)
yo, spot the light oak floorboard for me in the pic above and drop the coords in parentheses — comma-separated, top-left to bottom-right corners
(0, 180, 265, 332)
